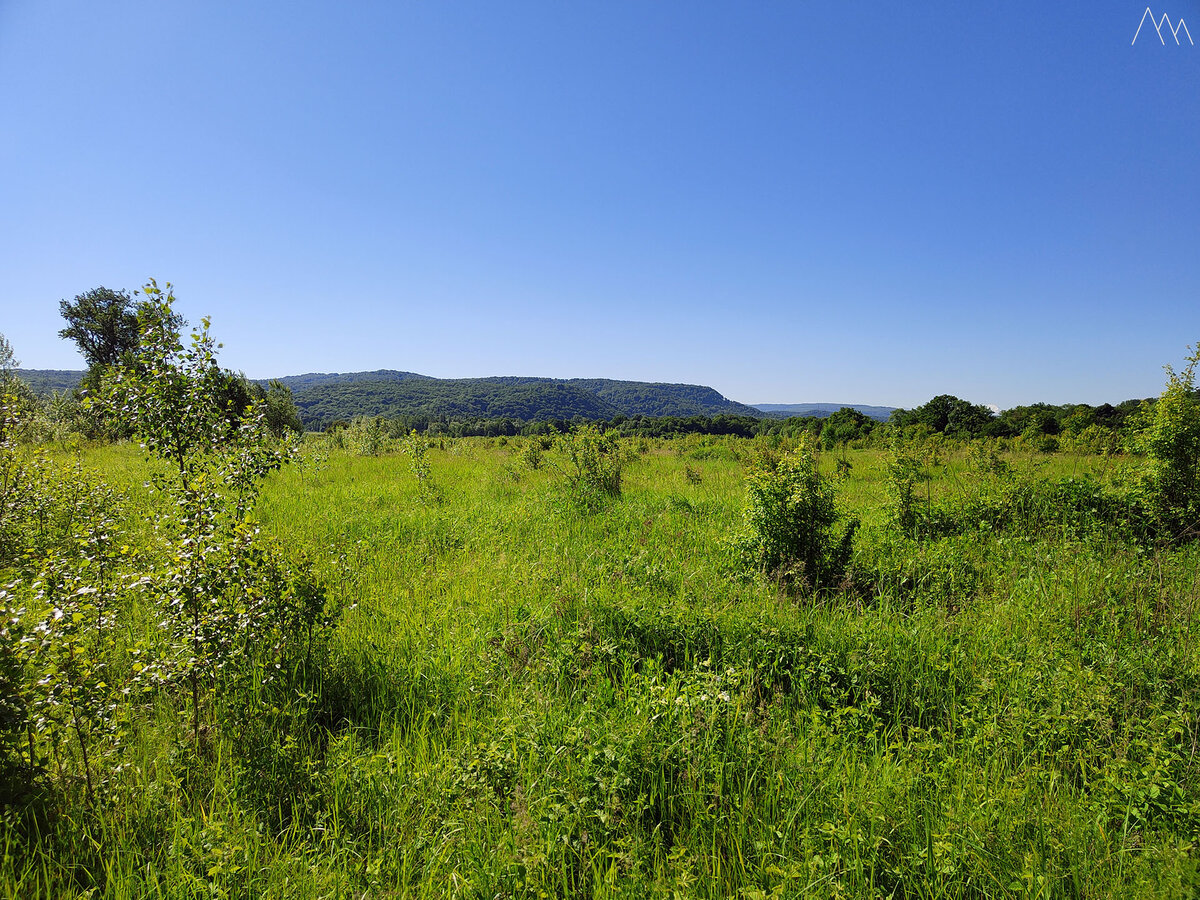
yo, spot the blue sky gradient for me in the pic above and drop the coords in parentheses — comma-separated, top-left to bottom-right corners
(2, 1, 1197, 409)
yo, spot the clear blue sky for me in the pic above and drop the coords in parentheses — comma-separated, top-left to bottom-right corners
(2, 1, 1198, 410)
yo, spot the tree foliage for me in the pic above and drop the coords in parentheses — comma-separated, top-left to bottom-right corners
(1133, 344, 1200, 541)
(890, 394, 994, 438)
(101, 280, 320, 734)
(58, 287, 183, 391)
(734, 437, 858, 590)
(819, 406, 876, 448)
(1, 282, 330, 814)
(58, 287, 140, 373)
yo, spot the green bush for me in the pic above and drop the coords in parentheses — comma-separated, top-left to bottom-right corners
(1133, 344, 1200, 542)
(886, 439, 925, 536)
(345, 416, 388, 457)
(733, 437, 857, 591)
(0, 426, 136, 812)
(555, 425, 624, 508)
(521, 438, 544, 470)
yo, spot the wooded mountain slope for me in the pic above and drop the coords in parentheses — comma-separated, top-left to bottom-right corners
(16, 368, 762, 426)
(287, 373, 762, 427)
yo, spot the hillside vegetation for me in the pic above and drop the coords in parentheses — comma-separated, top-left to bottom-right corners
(288, 373, 764, 428)
(17, 368, 765, 429)
(11, 369, 84, 396)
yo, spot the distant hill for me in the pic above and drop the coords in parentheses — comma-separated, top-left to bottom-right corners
(17, 367, 889, 428)
(294, 378, 619, 426)
(16, 369, 84, 396)
(288, 373, 763, 428)
(754, 403, 896, 421)
(268, 370, 432, 392)
(13, 367, 760, 426)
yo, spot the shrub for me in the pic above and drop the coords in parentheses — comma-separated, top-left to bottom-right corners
(886, 440, 925, 537)
(522, 439, 544, 471)
(345, 417, 388, 457)
(0, 406, 138, 812)
(1132, 344, 1200, 542)
(1060, 424, 1122, 456)
(733, 437, 857, 591)
(556, 425, 624, 508)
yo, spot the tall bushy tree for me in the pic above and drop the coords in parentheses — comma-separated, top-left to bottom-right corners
(59, 286, 184, 391)
(104, 280, 321, 737)
(263, 379, 304, 436)
(58, 287, 140, 373)
(891, 395, 994, 438)
(1134, 344, 1200, 541)
(819, 407, 875, 448)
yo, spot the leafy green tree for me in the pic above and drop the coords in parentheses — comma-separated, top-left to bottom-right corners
(1133, 344, 1200, 541)
(899, 394, 994, 438)
(1062, 405, 1096, 435)
(59, 286, 184, 390)
(263, 379, 304, 436)
(58, 287, 139, 371)
(104, 281, 320, 737)
(988, 403, 1064, 439)
(819, 407, 875, 448)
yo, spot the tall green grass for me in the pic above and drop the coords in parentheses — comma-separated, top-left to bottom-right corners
(3, 438, 1198, 897)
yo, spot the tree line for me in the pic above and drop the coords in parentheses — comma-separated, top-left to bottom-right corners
(0, 284, 1174, 452)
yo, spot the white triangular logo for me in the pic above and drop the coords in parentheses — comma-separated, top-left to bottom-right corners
(1133, 7, 1194, 45)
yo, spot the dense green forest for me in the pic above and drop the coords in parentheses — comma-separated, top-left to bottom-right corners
(249, 373, 766, 428)
(18, 368, 769, 429)
(17, 365, 1155, 450)
(11, 369, 85, 396)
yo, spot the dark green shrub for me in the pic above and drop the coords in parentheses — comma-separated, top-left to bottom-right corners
(886, 441, 924, 536)
(556, 425, 624, 508)
(733, 438, 857, 591)
(522, 439, 544, 470)
(1132, 344, 1200, 542)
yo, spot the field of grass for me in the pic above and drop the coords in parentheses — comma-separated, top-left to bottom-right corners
(3, 434, 1199, 898)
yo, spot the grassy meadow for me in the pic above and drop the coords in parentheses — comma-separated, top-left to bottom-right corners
(3, 433, 1200, 898)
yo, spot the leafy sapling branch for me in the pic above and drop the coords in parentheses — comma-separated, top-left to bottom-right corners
(102, 281, 328, 740)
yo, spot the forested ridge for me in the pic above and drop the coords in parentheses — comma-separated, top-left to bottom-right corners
(18, 368, 764, 428)
(17, 367, 1157, 443)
